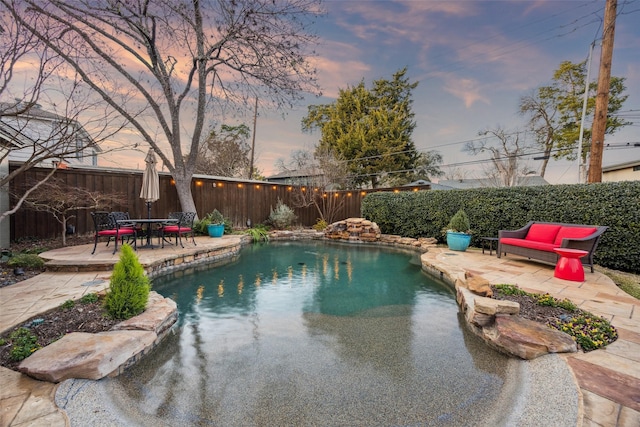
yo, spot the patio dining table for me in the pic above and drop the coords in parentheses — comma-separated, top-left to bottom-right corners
(118, 218, 178, 249)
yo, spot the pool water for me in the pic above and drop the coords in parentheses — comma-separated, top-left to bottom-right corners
(105, 241, 515, 426)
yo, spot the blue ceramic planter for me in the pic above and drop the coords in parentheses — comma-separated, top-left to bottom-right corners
(207, 224, 224, 238)
(446, 231, 471, 251)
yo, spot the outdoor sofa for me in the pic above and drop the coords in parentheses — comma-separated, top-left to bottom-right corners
(498, 221, 608, 273)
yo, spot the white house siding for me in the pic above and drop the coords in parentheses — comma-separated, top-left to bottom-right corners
(602, 161, 640, 182)
(1, 111, 98, 167)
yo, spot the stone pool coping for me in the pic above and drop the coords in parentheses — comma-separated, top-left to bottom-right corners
(0, 232, 634, 425)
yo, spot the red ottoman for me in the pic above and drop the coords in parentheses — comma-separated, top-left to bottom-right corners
(553, 248, 589, 282)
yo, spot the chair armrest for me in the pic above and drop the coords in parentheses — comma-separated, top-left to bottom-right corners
(499, 221, 533, 240)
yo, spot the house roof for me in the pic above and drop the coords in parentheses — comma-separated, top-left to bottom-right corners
(602, 160, 640, 172)
(0, 121, 30, 149)
(266, 168, 320, 180)
(0, 102, 101, 153)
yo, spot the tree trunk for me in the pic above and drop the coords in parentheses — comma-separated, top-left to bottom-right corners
(173, 177, 198, 219)
(61, 216, 67, 246)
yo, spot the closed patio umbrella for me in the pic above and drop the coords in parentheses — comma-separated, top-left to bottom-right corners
(140, 148, 159, 219)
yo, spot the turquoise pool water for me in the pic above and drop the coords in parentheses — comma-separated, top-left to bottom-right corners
(106, 241, 514, 426)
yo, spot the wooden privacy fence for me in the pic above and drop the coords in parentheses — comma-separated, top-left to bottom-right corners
(9, 165, 430, 241)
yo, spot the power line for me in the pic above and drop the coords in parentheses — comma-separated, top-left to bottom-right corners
(343, 143, 640, 180)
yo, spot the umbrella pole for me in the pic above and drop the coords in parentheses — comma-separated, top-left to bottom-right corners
(147, 201, 152, 220)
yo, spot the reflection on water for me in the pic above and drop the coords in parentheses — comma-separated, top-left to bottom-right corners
(106, 241, 513, 426)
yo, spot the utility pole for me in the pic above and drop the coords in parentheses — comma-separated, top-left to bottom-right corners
(577, 42, 594, 183)
(588, 0, 617, 183)
(249, 97, 258, 179)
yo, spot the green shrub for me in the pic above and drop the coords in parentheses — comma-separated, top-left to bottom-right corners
(103, 244, 150, 320)
(445, 209, 471, 233)
(361, 181, 640, 273)
(536, 293, 577, 311)
(494, 284, 528, 296)
(313, 219, 328, 231)
(223, 217, 233, 234)
(268, 199, 297, 229)
(60, 299, 75, 310)
(194, 210, 228, 235)
(9, 328, 41, 361)
(6, 253, 45, 269)
(80, 293, 99, 304)
(245, 225, 270, 243)
(193, 218, 210, 235)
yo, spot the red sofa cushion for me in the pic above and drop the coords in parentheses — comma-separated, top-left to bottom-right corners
(500, 237, 556, 252)
(525, 224, 561, 243)
(554, 227, 597, 246)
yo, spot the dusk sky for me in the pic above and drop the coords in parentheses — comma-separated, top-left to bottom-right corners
(249, 0, 640, 184)
(97, 0, 639, 184)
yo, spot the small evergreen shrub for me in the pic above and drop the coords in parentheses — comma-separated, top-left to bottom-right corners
(6, 253, 45, 269)
(445, 209, 471, 233)
(313, 218, 328, 231)
(103, 244, 150, 320)
(9, 328, 41, 361)
(207, 209, 225, 224)
(268, 199, 297, 229)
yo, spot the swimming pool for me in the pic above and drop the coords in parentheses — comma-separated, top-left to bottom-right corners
(98, 241, 517, 425)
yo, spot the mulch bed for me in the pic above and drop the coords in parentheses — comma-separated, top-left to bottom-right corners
(0, 234, 117, 370)
(491, 289, 573, 324)
(0, 297, 119, 370)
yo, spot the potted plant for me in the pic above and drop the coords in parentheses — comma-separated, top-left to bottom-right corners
(444, 209, 472, 251)
(206, 210, 225, 238)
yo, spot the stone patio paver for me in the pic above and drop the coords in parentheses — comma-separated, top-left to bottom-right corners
(0, 239, 638, 426)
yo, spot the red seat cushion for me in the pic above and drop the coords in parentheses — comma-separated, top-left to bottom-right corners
(163, 226, 192, 233)
(97, 228, 135, 236)
(553, 227, 597, 246)
(525, 224, 561, 243)
(500, 237, 556, 252)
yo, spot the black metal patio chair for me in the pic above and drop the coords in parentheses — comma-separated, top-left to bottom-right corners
(159, 211, 197, 248)
(90, 211, 137, 254)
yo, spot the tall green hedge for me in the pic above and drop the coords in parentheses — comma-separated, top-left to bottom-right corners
(361, 181, 640, 273)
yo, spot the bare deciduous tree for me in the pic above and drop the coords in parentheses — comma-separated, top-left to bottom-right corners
(278, 148, 352, 224)
(1, 5, 128, 226)
(4, 0, 322, 217)
(20, 178, 126, 246)
(194, 124, 252, 178)
(464, 128, 532, 187)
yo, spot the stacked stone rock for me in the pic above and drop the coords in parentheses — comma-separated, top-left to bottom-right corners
(324, 218, 381, 241)
(455, 272, 577, 359)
